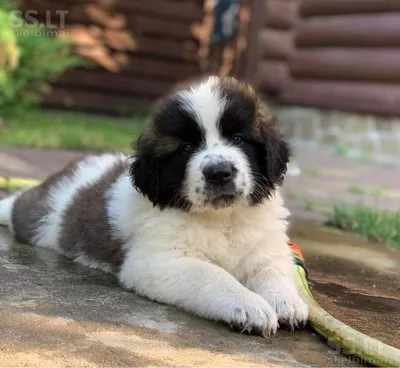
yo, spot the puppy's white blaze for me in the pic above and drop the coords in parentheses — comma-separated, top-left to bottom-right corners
(178, 76, 253, 207)
(179, 76, 226, 148)
(33, 154, 124, 249)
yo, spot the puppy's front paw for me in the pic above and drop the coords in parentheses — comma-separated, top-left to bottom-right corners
(226, 292, 278, 337)
(261, 278, 308, 330)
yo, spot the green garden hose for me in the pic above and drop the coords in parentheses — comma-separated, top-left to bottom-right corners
(1, 176, 400, 367)
(290, 241, 400, 367)
(0, 176, 41, 193)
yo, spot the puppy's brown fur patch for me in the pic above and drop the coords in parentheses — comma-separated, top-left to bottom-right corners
(12, 157, 83, 244)
(218, 76, 278, 139)
(59, 160, 128, 269)
(136, 129, 180, 157)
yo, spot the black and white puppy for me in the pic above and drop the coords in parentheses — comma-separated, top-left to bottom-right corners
(0, 76, 307, 336)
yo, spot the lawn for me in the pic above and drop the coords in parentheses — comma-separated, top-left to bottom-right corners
(0, 109, 146, 153)
(327, 205, 400, 248)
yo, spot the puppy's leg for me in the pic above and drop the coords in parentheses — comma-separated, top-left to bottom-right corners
(0, 194, 19, 232)
(243, 239, 308, 329)
(119, 250, 279, 336)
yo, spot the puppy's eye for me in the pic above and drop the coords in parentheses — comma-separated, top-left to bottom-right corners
(182, 143, 193, 154)
(232, 135, 243, 146)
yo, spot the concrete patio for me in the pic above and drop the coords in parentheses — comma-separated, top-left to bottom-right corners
(0, 147, 399, 367)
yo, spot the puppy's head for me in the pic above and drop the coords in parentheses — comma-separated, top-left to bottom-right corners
(130, 76, 290, 211)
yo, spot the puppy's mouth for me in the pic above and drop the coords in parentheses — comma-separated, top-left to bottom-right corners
(204, 192, 241, 209)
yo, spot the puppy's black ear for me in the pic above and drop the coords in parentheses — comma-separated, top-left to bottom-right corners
(130, 135, 161, 206)
(260, 116, 291, 186)
(265, 133, 290, 185)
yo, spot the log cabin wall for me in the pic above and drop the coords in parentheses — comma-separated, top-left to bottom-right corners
(256, 0, 299, 95)
(20, 0, 206, 114)
(20, 0, 253, 114)
(258, 0, 400, 116)
(257, 0, 400, 163)
(280, 0, 400, 116)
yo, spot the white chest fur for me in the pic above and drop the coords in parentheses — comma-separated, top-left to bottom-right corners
(107, 175, 290, 280)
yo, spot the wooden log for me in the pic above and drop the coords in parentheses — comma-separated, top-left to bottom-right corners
(41, 0, 204, 22)
(290, 49, 400, 82)
(101, 0, 204, 21)
(279, 79, 400, 116)
(265, 0, 298, 30)
(258, 60, 290, 92)
(300, 0, 400, 17)
(259, 29, 293, 59)
(132, 36, 198, 61)
(66, 56, 199, 81)
(42, 87, 153, 114)
(84, 3, 127, 29)
(103, 29, 136, 51)
(243, 0, 266, 84)
(65, 25, 102, 47)
(25, 1, 196, 40)
(76, 45, 122, 72)
(76, 34, 198, 62)
(296, 14, 400, 47)
(128, 16, 194, 40)
(57, 69, 172, 97)
(121, 57, 200, 80)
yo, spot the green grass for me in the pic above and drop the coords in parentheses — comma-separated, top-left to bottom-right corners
(304, 199, 315, 211)
(334, 144, 350, 157)
(327, 205, 400, 248)
(346, 185, 367, 196)
(0, 109, 146, 152)
(347, 185, 388, 198)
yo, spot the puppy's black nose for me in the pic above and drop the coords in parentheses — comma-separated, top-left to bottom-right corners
(203, 162, 234, 186)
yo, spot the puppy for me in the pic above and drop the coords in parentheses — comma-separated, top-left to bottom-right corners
(0, 76, 307, 336)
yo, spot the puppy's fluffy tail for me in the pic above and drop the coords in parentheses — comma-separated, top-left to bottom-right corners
(0, 194, 17, 230)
